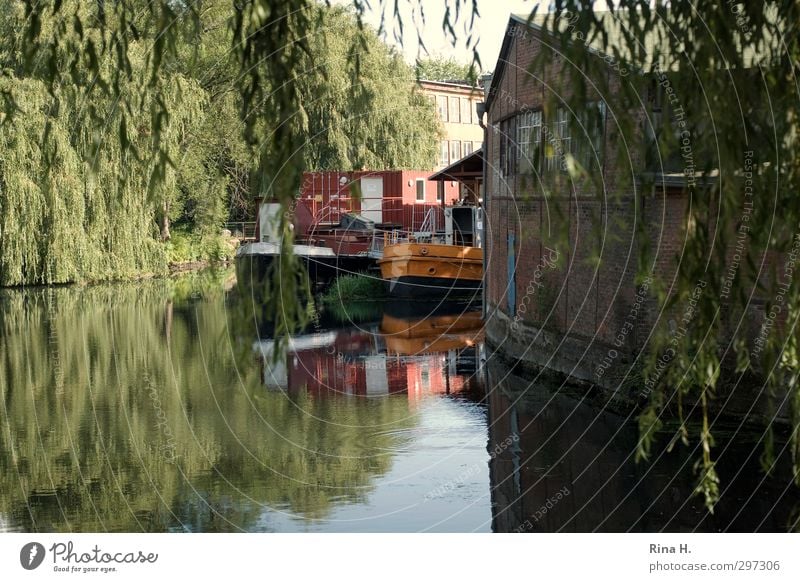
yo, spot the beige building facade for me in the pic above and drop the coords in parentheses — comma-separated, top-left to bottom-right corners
(418, 80, 484, 169)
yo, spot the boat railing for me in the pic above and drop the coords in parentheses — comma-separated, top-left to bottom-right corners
(369, 227, 451, 258)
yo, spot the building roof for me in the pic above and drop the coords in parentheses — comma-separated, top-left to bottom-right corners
(429, 148, 483, 181)
(488, 8, 783, 109)
(417, 79, 483, 95)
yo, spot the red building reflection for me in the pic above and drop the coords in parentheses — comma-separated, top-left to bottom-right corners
(254, 312, 484, 401)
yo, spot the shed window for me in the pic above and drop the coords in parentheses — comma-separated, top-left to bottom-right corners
(416, 179, 426, 202)
(545, 107, 571, 172)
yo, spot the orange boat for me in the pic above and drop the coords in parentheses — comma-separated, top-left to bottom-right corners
(377, 241, 483, 298)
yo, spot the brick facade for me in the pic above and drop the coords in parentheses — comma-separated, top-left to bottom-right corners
(482, 16, 738, 398)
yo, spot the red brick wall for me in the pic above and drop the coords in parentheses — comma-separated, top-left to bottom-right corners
(484, 22, 676, 358)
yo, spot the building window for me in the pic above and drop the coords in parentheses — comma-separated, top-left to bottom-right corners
(437, 96, 448, 121)
(449, 97, 461, 123)
(579, 100, 606, 170)
(437, 181, 444, 202)
(545, 107, 570, 172)
(440, 140, 449, 166)
(517, 109, 542, 174)
(416, 179, 426, 202)
(463, 141, 473, 156)
(450, 140, 462, 163)
(461, 98, 472, 124)
(499, 117, 516, 177)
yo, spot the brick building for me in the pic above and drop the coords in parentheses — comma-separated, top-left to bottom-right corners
(481, 13, 761, 398)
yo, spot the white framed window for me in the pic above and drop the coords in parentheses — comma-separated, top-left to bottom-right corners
(449, 97, 461, 123)
(460, 98, 472, 124)
(436, 96, 448, 121)
(440, 140, 449, 166)
(463, 141, 473, 156)
(545, 107, 571, 172)
(450, 140, 462, 162)
(415, 179, 426, 202)
(437, 181, 444, 202)
(517, 109, 542, 173)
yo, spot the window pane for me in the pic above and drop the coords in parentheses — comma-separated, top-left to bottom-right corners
(449, 97, 461, 123)
(450, 140, 462, 162)
(437, 181, 444, 202)
(440, 140, 449, 166)
(464, 141, 473, 156)
(437, 96, 448, 121)
(461, 98, 472, 124)
(416, 180, 425, 201)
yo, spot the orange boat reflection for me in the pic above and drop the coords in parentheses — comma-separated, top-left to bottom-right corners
(380, 311, 484, 355)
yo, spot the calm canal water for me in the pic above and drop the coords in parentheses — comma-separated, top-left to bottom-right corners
(1, 268, 798, 532)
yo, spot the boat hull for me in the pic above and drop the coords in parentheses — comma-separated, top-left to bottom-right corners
(378, 242, 483, 299)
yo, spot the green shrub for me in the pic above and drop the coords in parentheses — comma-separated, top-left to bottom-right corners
(320, 273, 385, 304)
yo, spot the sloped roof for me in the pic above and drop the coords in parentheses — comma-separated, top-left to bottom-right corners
(488, 8, 783, 108)
(429, 148, 483, 181)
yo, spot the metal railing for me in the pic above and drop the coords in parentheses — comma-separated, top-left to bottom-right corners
(224, 221, 257, 241)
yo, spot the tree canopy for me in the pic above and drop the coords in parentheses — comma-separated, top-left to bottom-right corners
(0, 0, 438, 287)
(415, 56, 476, 83)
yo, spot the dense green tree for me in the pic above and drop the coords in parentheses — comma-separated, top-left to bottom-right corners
(0, 0, 439, 287)
(415, 56, 475, 83)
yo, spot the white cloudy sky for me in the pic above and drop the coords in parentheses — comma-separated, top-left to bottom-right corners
(341, 0, 542, 70)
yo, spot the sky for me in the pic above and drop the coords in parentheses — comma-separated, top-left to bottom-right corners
(343, 0, 542, 71)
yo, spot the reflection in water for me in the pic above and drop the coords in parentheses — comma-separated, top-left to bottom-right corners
(0, 269, 490, 532)
(486, 359, 800, 532)
(4, 268, 797, 532)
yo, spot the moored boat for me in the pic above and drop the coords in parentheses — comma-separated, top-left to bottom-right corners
(377, 241, 483, 298)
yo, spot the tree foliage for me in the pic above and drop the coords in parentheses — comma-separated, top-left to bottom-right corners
(415, 56, 475, 83)
(0, 0, 440, 289)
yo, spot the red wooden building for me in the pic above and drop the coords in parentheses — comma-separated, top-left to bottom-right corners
(298, 170, 460, 233)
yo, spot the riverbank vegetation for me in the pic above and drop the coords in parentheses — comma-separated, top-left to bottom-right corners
(0, 1, 439, 287)
(320, 273, 386, 304)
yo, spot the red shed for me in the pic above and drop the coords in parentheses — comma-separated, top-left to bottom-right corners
(298, 170, 460, 234)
